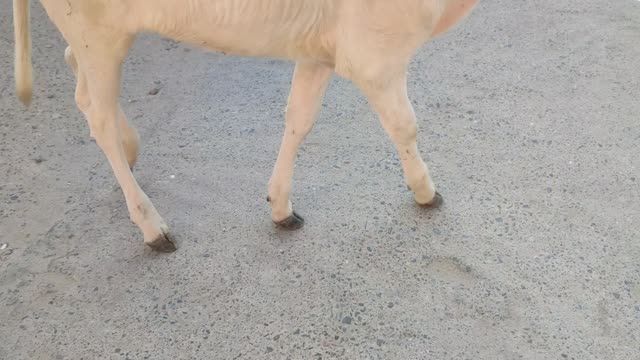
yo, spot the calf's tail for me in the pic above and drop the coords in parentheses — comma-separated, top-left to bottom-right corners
(14, 0, 33, 107)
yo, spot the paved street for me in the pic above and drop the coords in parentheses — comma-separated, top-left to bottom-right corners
(1, 1, 639, 359)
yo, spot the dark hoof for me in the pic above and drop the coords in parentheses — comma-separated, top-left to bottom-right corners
(146, 233, 177, 253)
(420, 192, 443, 208)
(275, 211, 305, 230)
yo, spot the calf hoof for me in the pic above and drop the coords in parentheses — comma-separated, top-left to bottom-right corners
(275, 211, 305, 230)
(419, 192, 444, 208)
(146, 232, 177, 253)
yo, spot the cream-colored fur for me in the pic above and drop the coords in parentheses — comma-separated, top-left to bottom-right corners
(13, 0, 477, 250)
(13, 0, 32, 106)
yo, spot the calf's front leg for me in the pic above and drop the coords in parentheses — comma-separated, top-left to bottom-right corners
(357, 71, 443, 207)
(268, 62, 332, 228)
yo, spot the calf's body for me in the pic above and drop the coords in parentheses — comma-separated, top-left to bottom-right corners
(13, 0, 478, 252)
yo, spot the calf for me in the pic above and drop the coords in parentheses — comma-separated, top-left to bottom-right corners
(13, 0, 478, 252)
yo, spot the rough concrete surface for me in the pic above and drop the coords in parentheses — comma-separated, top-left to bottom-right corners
(1, 1, 639, 359)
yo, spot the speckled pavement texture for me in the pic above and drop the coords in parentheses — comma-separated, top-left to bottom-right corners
(1, 1, 639, 359)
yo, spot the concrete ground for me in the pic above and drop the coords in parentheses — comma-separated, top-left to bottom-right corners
(1, 1, 639, 359)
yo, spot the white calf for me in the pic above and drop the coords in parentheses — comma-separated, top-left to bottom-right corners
(13, 0, 478, 252)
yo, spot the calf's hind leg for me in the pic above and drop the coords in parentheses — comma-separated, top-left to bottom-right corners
(65, 33, 175, 252)
(64, 46, 140, 169)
